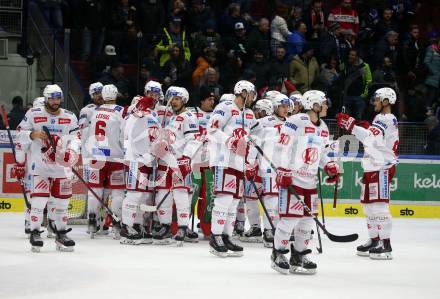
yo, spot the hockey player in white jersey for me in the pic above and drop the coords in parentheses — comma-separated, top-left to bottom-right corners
(237, 98, 273, 242)
(288, 92, 302, 115)
(121, 95, 161, 245)
(85, 84, 126, 239)
(271, 90, 339, 274)
(336, 87, 399, 260)
(207, 80, 258, 257)
(127, 80, 164, 116)
(17, 84, 81, 252)
(151, 86, 202, 245)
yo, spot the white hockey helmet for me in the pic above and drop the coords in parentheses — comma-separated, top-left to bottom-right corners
(144, 80, 164, 100)
(301, 90, 327, 110)
(101, 84, 118, 102)
(234, 80, 256, 97)
(254, 99, 273, 115)
(219, 93, 235, 103)
(264, 90, 282, 102)
(374, 87, 396, 105)
(271, 93, 290, 110)
(32, 97, 45, 108)
(89, 82, 103, 97)
(166, 86, 189, 104)
(288, 92, 302, 113)
(43, 84, 63, 102)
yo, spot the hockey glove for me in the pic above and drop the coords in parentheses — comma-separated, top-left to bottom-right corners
(276, 167, 293, 188)
(12, 163, 26, 180)
(57, 149, 79, 168)
(177, 155, 192, 178)
(336, 113, 356, 133)
(226, 136, 249, 157)
(41, 135, 61, 163)
(245, 164, 258, 181)
(324, 161, 340, 184)
(356, 120, 370, 130)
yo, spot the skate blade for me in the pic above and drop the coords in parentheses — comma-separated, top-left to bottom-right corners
(31, 246, 42, 253)
(369, 252, 393, 260)
(153, 238, 173, 245)
(47, 233, 55, 239)
(356, 251, 370, 257)
(271, 262, 289, 275)
(96, 231, 109, 236)
(119, 238, 142, 245)
(209, 248, 228, 258)
(239, 236, 262, 243)
(184, 237, 199, 243)
(289, 266, 316, 275)
(263, 241, 273, 248)
(140, 238, 153, 245)
(227, 251, 243, 257)
(56, 244, 74, 252)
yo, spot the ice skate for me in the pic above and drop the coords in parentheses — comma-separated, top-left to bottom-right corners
(222, 234, 244, 257)
(55, 228, 75, 252)
(139, 225, 153, 245)
(112, 220, 121, 240)
(47, 219, 56, 238)
(30, 229, 44, 253)
(88, 213, 98, 239)
(357, 238, 380, 256)
(184, 228, 199, 243)
(239, 224, 262, 243)
(174, 226, 187, 247)
(271, 248, 290, 274)
(232, 220, 245, 238)
(152, 224, 173, 245)
(25, 220, 31, 239)
(263, 229, 274, 248)
(119, 224, 142, 245)
(209, 234, 228, 258)
(369, 239, 393, 260)
(289, 246, 317, 275)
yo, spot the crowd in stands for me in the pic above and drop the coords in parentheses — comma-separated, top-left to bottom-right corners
(22, 0, 440, 126)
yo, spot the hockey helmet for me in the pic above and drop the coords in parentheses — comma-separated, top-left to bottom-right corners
(89, 82, 103, 97)
(301, 90, 327, 110)
(43, 84, 63, 102)
(101, 84, 118, 102)
(374, 87, 396, 105)
(254, 99, 273, 115)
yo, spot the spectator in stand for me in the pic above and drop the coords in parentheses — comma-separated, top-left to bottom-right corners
(192, 46, 217, 88)
(136, 0, 165, 48)
(108, 0, 138, 63)
(372, 56, 399, 91)
(287, 6, 304, 32)
(319, 22, 351, 72)
(271, 3, 291, 56)
(247, 18, 271, 58)
(162, 44, 192, 89)
(374, 8, 400, 41)
(305, 0, 326, 40)
(99, 63, 130, 105)
(35, 0, 64, 29)
(424, 38, 440, 115)
(245, 49, 271, 90)
(374, 30, 399, 70)
(129, 60, 162, 97)
(425, 116, 440, 154)
(79, 0, 106, 62)
(155, 17, 191, 67)
(187, 0, 214, 34)
(8, 96, 26, 130)
(223, 22, 250, 63)
(92, 45, 119, 80)
(191, 20, 223, 59)
(269, 46, 289, 88)
(199, 68, 224, 102)
(327, 0, 360, 35)
(219, 53, 244, 92)
(320, 56, 340, 92)
(340, 49, 372, 119)
(219, 3, 246, 37)
(286, 22, 307, 60)
(168, 0, 188, 25)
(288, 43, 320, 93)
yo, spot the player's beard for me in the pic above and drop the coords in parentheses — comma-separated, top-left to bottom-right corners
(46, 102, 60, 112)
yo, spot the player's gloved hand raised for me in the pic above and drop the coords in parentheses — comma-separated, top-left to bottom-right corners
(41, 135, 61, 163)
(336, 113, 356, 133)
(245, 164, 258, 181)
(12, 163, 26, 180)
(177, 155, 191, 178)
(324, 161, 340, 184)
(276, 167, 293, 188)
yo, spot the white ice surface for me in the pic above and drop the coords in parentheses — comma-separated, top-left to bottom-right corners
(1, 213, 439, 299)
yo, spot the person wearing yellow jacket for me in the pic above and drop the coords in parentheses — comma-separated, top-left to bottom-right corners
(155, 17, 191, 67)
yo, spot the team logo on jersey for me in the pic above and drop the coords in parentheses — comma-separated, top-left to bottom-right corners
(58, 118, 71, 124)
(214, 110, 225, 116)
(231, 110, 239, 116)
(278, 133, 290, 145)
(302, 147, 318, 165)
(34, 117, 47, 123)
(51, 118, 56, 124)
(176, 116, 184, 121)
(321, 130, 329, 137)
(305, 127, 315, 134)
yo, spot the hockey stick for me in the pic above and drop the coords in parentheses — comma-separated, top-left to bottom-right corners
(316, 168, 324, 253)
(249, 180, 275, 231)
(247, 138, 358, 243)
(0, 105, 31, 208)
(42, 126, 120, 222)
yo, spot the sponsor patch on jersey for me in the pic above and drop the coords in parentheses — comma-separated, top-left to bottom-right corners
(157, 110, 165, 116)
(196, 113, 203, 117)
(374, 120, 388, 130)
(300, 116, 309, 121)
(186, 112, 192, 117)
(246, 113, 253, 119)
(92, 148, 111, 156)
(231, 110, 239, 116)
(268, 117, 275, 121)
(189, 124, 197, 129)
(214, 110, 225, 116)
(31, 108, 42, 112)
(34, 117, 47, 123)
(58, 118, 71, 124)
(114, 105, 123, 112)
(321, 130, 329, 137)
(285, 122, 297, 130)
(176, 116, 184, 121)
(97, 107, 115, 113)
(305, 127, 315, 133)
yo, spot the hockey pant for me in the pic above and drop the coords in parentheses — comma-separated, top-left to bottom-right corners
(274, 217, 314, 252)
(362, 202, 392, 240)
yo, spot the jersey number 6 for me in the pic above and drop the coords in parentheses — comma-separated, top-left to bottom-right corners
(95, 120, 106, 141)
